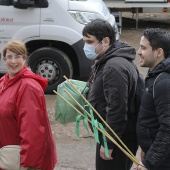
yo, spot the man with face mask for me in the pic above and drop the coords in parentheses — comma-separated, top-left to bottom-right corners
(82, 19, 138, 170)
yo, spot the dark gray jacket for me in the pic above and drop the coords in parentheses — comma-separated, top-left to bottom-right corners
(87, 40, 138, 148)
(137, 57, 170, 170)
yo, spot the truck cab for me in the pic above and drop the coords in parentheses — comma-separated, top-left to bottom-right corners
(0, 0, 119, 93)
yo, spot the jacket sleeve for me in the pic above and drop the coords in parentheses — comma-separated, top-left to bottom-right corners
(102, 65, 129, 148)
(15, 80, 48, 168)
(143, 79, 170, 170)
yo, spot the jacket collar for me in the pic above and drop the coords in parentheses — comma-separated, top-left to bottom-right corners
(148, 57, 170, 77)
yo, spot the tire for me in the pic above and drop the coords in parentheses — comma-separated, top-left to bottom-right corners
(28, 47, 73, 94)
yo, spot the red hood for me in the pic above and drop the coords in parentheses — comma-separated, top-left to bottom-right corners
(0, 66, 48, 91)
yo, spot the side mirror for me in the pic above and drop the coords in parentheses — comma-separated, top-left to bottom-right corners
(13, 0, 48, 9)
(13, 0, 35, 9)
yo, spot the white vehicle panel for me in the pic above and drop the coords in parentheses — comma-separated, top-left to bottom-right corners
(0, 6, 40, 72)
(40, 25, 84, 44)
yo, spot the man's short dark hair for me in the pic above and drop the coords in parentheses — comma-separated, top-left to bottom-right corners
(82, 19, 116, 45)
(143, 28, 170, 58)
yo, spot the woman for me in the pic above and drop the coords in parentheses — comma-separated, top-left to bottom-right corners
(0, 40, 57, 170)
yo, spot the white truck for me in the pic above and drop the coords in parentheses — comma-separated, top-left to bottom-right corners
(104, 0, 170, 29)
(0, 0, 119, 93)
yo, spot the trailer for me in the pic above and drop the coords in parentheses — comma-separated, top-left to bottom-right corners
(103, 0, 170, 29)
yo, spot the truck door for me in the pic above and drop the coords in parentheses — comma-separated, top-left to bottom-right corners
(0, 1, 40, 73)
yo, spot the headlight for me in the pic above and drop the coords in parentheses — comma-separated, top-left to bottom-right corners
(68, 11, 104, 25)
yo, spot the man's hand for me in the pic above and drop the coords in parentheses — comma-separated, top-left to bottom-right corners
(133, 161, 148, 170)
(100, 145, 113, 160)
(140, 150, 145, 160)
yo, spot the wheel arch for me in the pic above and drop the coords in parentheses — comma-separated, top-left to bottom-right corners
(26, 39, 80, 77)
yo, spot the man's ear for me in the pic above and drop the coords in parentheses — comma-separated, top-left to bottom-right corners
(103, 37, 110, 47)
(157, 48, 164, 59)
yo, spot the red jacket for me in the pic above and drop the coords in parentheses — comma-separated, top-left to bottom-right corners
(0, 66, 57, 170)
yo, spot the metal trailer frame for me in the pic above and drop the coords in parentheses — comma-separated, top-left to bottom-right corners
(104, 0, 170, 28)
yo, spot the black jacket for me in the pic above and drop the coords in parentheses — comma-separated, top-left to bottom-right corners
(137, 57, 170, 170)
(87, 40, 138, 148)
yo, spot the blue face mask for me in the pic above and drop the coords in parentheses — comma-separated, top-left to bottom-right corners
(83, 42, 102, 60)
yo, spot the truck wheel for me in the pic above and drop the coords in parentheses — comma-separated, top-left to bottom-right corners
(28, 47, 73, 94)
